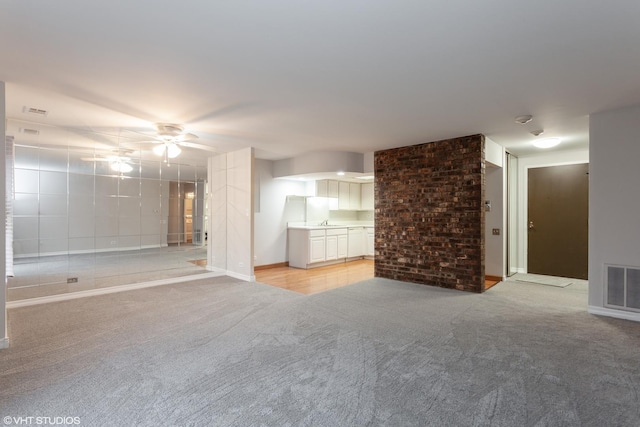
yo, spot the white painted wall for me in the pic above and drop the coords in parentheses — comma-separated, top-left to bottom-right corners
(273, 151, 364, 177)
(485, 164, 505, 278)
(484, 138, 506, 278)
(485, 137, 504, 167)
(1, 81, 7, 349)
(254, 159, 306, 266)
(589, 104, 640, 321)
(207, 148, 255, 281)
(363, 152, 374, 173)
(516, 149, 589, 273)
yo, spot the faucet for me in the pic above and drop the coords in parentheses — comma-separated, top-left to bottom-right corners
(320, 219, 329, 226)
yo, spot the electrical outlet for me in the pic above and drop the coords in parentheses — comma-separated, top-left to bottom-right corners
(492, 228, 500, 235)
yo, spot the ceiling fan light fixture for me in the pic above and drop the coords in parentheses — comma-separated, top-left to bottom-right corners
(533, 137, 561, 149)
(110, 161, 133, 173)
(153, 144, 166, 156)
(167, 143, 182, 158)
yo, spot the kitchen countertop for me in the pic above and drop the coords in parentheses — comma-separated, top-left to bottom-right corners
(288, 224, 374, 230)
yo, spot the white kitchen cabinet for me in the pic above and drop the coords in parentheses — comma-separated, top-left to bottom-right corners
(315, 180, 339, 198)
(361, 183, 374, 210)
(328, 180, 339, 198)
(289, 227, 349, 269)
(338, 181, 350, 210)
(366, 227, 375, 256)
(309, 235, 326, 264)
(316, 180, 328, 197)
(338, 234, 348, 258)
(326, 228, 347, 261)
(347, 227, 365, 257)
(349, 183, 361, 210)
(325, 235, 338, 261)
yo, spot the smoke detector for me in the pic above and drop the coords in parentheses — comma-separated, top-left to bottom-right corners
(515, 115, 533, 124)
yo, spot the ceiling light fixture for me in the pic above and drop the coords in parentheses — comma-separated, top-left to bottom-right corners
(530, 130, 544, 136)
(110, 161, 133, 173)
(166, 143, 181, 158)
(153, 144, 166, 156)
(515, 115, 533, 124)
(533, 137, 561, 149)
(337, 171, 345, 176)
(153, 142, 182, 159)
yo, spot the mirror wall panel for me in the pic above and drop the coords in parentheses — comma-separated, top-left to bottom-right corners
(8, 136, 209, 302)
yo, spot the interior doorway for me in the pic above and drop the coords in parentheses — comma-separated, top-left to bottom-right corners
(527, 163, 589, 279)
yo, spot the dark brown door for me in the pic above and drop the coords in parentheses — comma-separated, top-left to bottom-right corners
(528, 163, 589, 279)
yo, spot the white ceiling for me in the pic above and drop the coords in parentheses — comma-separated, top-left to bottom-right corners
(1, 1, 639, 163)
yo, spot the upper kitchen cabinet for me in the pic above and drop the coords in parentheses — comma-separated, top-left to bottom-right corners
(314, 179, 373, 211)
(361, 183, 374, 210)
(315, 179, 339, 198)
(349, 183, 361, 210)
(338, 182, 350, 210)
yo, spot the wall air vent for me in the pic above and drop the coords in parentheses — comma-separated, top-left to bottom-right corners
(22, 106, 49, 116)
(19, 128, 40, 136)
(605, 264, 640, 312)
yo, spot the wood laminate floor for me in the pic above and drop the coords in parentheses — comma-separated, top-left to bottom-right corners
(256, 260, 502, 295)
(255, 260, 375, 295)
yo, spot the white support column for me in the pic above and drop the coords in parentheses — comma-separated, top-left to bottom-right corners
(206, 148, 255, 281)
(207, 153, 228, 272)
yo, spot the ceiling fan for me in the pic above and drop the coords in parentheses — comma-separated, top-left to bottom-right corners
(80, 151, 137, 173)
(145, 123, 199, 163)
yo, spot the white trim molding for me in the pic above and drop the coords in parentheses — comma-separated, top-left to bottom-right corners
(588, 305, 640, 323)
(208, 268, 255, 282)
(0, 337, 8, 349)
(225, 271, 255, 282)
(7, 272, 224, 309)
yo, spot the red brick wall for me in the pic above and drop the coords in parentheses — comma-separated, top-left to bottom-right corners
(374, 134, 485, 293)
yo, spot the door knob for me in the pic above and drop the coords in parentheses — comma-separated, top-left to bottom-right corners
(529, 221, 535, 230)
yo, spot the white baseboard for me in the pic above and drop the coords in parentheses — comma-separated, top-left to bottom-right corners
(225, 271, 255, 282)
(0, 337, 9, 349)
(7, 271, 224, 309)
(588, 305, 640, 323)
(204, 266, 254, 282)
(14, 244, 171, 259)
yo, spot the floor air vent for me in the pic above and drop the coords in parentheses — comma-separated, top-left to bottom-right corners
(606, 265, 640, 311)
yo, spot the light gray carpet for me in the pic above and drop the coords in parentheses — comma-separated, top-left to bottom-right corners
(1, 277, 639, 426)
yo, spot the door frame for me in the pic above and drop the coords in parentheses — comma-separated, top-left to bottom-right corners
(515, 150, 589, 274)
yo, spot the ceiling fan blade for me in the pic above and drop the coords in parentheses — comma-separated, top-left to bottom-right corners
(178, 141, 217, 152)
(174, 132, 199, 142)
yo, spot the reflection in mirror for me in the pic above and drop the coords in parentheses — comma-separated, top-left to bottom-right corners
(8, 123, 209, 302)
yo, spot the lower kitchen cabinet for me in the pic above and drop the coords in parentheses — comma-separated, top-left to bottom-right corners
(347, 227, 364, 258)
(289, 227, 351, 269)
(309, 235, 326, 263)
(288, 226, 374, 269)
(366, 227, 375, 257)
